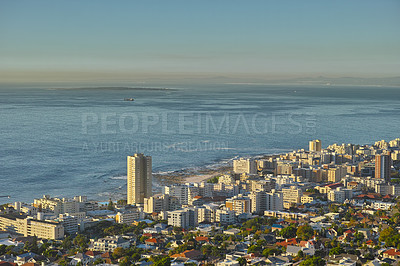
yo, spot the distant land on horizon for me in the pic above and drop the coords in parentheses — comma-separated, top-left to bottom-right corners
(1, 75, 400, 88)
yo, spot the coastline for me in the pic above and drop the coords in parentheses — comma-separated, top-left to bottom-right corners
(153, 151, 289, 187)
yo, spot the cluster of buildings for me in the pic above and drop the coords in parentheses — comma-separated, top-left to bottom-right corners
(1, 138, 400, 265)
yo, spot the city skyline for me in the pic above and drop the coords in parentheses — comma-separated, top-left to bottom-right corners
(1, 0, 399, 85)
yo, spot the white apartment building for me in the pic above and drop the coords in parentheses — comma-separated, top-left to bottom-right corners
(57, 214, 79, 235)
(233, 158, 257, 175)
(144, 194, 180, 213)
(375, 183, 400, 197)
(115, 209, 144, 224)
(89, 236, 130, 252)
(327, 188, 353, 203)
(215, 209, 235, 225)
(167, 208, 198, 229)
(282, 186, 303, 204)
(33, 195, 85, 216)
(249, 190, 283, 213)
(163, 184, 189, 205)
(0, 214, 64, 240)
(226, 195, 251, 215)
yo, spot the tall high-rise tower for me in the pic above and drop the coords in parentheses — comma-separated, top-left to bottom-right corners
(375, 153, 391, 182)
(127, 153, 152, 205)
(309, 139, 322, 152)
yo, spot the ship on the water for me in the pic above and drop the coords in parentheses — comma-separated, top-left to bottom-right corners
(124, 98, 134, 101)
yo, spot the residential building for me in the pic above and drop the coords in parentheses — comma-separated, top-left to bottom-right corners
(115, 209, 144, 224)
(233, 158, 257, 175)
(282, 186, 303, 204)
(163, 184, 189, 205)
(0, 214, 64, 240)
(215, 209, 235, 225)
(375, 154, 391, 182)
(89, 236, 130, 252)
(309, 139, 322, 152)
(225, 195, 251, 215)
(249, 190, 283, 213)
(127, 153, 152, 205)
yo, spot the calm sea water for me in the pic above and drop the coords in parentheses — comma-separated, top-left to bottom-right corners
(1, 84, 400, 204)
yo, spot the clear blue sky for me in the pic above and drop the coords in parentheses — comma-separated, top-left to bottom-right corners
(0, 0, 399, 84)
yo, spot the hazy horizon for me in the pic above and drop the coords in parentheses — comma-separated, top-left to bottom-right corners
(1, 0, 399, 85)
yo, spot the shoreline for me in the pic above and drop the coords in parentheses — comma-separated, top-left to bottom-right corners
(153, 151, 289, 187)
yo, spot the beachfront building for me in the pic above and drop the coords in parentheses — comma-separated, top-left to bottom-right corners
(33, 195, 86, 216)
(309, 139, 322, 152)
(127, 153, 152, 205)
(233, 158, 257, 175)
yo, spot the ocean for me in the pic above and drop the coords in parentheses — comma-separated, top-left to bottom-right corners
(1, 84, 399, 204)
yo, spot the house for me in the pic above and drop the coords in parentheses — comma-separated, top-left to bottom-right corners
(286, 241, 315, 256)
(216, 259, 239, 266)
(326, 228, 338, 239)
(14, 253, 39, 265)
(327, 257, 356, 266)
(170, 249, 203, 261)
(89, 236, 130, 252)
(84, 251, 102, 259)
(69, 253, 92, 266)
(145, 238, 163, 247)
(271, 224, 284, 232)
(172, 257, 200, 266)
(101, 252, 112, 264)
(382, 248, 400, 259)
(266, 255, 292, 265)
(0, 262, 17, 266)
(276, 238, 298, 247)
(195, 236, 209, 244)
(223, 228, 240, 236)
(366, 240, 376, 248)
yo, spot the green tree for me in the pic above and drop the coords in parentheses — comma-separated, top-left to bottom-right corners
(329, 246, 344, 256)
(93, 258, 104, 265)
(73, 234, 88, 250)
(61, 236, 73, 250)
(296, 225, 314, 240)
(300, 257, 325, 266)
(280, 224, 297, 238)
(237, 257, 247, 266)
(108, 199, 115, 211)
(117, 199, 127, 205)
(113, 247, 125, 259)
(207, 176, 219, 184)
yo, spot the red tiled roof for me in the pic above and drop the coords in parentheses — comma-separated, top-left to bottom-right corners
(195, 236, 209, 242)
(101, 252, 111, 258)
(0, 262, 17, 266)
(344, 229, 355, 234)
(170, 249, 202, 259)
(145, 238, 158, 244)
(383, 249, 400, 256)
(85, 251, 101, 257)
(276, 238, 298, 247)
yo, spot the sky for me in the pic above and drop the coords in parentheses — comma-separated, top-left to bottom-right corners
(0, 0, 399, 85)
